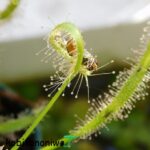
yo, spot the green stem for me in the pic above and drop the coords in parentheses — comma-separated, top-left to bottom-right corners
(42, 42, 150, 150)
(0, 0, 20, 19)
(11, 22, 84, 150)
(11, 74, 73, 150)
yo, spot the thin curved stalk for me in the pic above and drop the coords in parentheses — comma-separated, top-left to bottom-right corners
(11, 22, 84, 150)
(0, 0, 20, 19)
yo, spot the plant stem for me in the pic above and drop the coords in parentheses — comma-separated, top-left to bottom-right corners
(11, 73, 73, 150)
(0, 0, 20, 19)
(11, 22, 84, 150)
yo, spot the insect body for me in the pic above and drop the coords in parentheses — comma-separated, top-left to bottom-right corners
(66, 38, 77, 56)
(53, 30, 98, 74)
(64, 34, 98, 72)
(82, 51, 98, 72)
(39, 23, 114, 103)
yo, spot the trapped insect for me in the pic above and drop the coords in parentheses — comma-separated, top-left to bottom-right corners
(37, 22, 115, 103)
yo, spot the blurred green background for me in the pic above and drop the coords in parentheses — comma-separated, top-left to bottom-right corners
(1, 64, 150, 150)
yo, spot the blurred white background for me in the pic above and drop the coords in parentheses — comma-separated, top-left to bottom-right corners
(0, 0, 150, 82)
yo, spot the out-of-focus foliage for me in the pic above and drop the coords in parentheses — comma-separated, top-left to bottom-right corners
(1, 64, 150, 150)
(1, 69, 150, 150)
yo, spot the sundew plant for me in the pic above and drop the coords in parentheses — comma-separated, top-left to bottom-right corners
(9, 21, 150, 150)
(0, 2, 150, 149)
